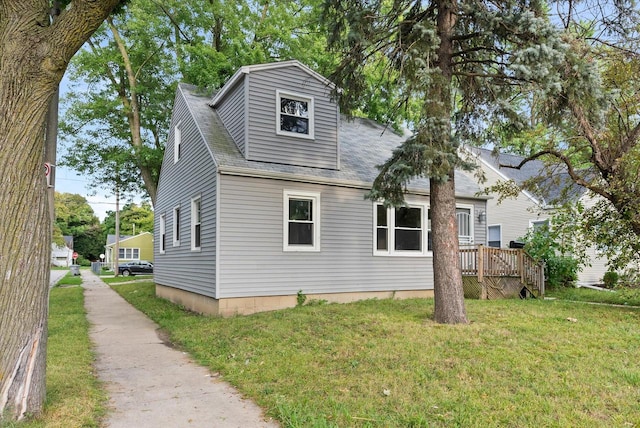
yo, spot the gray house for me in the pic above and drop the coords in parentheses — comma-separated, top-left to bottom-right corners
(154, 60, 488, 316)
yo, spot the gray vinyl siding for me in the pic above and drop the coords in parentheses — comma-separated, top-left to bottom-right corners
(154, 88, 217, 298)
(246, 66, 339, 169)
(215, 79, 246, 156)
(217, 175, 486, 299)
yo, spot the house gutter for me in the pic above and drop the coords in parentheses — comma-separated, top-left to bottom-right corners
(217, 165, 489, 201)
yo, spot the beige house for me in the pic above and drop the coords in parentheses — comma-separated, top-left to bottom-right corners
(465, 147, 608, 285)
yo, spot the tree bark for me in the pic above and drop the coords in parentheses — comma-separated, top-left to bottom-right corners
(108, 18, 158, 205)
(431, 175, 468, 323)
(430, 0, 468, 324)
(0, 1, 121, 421)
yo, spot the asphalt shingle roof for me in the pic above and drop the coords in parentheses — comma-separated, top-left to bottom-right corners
(179, 83, 483, 199)
(473, 147, 587, 205)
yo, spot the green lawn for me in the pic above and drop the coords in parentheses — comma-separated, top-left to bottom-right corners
(101, 275, 153, 284)
(9, 286, 106, 428)
(547, 286, 640, 306)
(111, 281, 640, 427)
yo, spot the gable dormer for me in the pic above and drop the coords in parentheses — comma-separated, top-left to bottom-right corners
(211, 61, 339, 170)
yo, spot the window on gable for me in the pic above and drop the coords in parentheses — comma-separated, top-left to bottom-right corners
(174, 121, 182, 163)
(284, 190, 320, 251)
(374, 203, 430, 256)
(159, 213, 166, 254)
(276, 90, 314, 139)
(191, 196, 201, 251)
(173, 206, 181, 246)
(531, 219, 550, 232)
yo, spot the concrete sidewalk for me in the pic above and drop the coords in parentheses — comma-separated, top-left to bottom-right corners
(81, 270, 278, 428)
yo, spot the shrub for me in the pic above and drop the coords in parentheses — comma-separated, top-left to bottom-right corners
(522, 225, 580, 289)
(603, 271, 619, 289)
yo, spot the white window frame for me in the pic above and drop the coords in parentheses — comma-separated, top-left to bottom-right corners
(283, 190, 321, 252)
(191, 196, 202, 251)
(456, 204, 475, 246)
(529, 218, 550, 232)
(487, 224, 502, 248)
(174, 120, 182, 163)
(159, 213, 166, 254)
(173, 206, 181, 247)
(276, 90, 315, 140)
(373, 202, 431, 257)
(118, 248, 140, 260)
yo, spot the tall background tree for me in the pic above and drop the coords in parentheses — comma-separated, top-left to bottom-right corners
(102, 202, 154, 237)
(0, 1, 123, 421)
(54, 192, 103, 261)
(60, 0, 333, 206)
(498, 1, 640, 273)
(322, 0, 567, 323)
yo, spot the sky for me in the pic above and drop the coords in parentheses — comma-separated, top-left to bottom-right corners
(54, 165, 120, 222)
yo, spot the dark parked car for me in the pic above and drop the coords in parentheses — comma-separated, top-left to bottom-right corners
(118, 260, 154, 276)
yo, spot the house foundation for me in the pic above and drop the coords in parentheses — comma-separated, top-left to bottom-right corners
(156, 284, 434, 317)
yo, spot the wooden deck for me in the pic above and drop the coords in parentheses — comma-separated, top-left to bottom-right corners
(459, 245, 545, 299)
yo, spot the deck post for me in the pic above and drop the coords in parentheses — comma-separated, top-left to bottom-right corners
(519, 249, 524, 284)
(477, 244, 484, 283)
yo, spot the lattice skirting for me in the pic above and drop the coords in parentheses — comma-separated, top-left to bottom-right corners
(463, 276, 527, 299)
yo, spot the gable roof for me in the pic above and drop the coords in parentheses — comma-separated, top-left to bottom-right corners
(210, 60, 335, 108)
(472, 147, 587, 206)
(106, 232, 152, 247)
(180, 83, 484, 199)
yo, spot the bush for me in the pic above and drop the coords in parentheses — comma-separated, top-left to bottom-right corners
(603, 271, 619, 289)
(546, 256, 579, 288)
(522, 226, 580, 289)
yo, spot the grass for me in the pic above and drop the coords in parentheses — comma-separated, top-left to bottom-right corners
(111, 281, 640, 427)
(7, 286, 106, 427)
(547, 286, 640, 307)
(101, 275, 153, 284)
(55, 271, 82, 287)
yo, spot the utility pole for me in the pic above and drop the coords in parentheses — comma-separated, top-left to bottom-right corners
(114, 185, 120, 276)
(45, 1, 62, 225)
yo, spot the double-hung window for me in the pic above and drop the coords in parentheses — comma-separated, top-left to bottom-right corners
(488, 224, 501, 248)
(173, 206, 181, 247)
(284, 190, 320, 251)
(276, 90, 314, 139)
(159, 214, 166, 254)
(191, 196, 201, 251)
(374, 203, 430, 256)
(174, 121, 182, 163)
(118, 248, 140, 260)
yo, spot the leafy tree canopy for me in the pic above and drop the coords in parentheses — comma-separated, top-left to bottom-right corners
(102, 201, 154, 237)
(60, 0, 333, 206)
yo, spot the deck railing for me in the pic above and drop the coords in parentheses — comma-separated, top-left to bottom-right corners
(459, 245, 545, 295)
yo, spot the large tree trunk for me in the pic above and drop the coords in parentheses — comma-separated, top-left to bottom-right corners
(0, 1, 122, 421)
(431, 175, 467, 323)
(429, 0, 467, 324)
(0, 49, 55, 425)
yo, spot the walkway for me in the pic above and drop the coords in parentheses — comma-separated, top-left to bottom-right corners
(80, 269, 278, 428)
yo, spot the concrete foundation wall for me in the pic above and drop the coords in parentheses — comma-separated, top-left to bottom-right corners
(156, 284, 434, 317)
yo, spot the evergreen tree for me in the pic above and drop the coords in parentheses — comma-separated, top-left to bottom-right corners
(323, 0, 566, 323)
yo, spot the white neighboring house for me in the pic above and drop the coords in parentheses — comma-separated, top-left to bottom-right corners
(51, 235, 73, 267)
(466, 147, 609, 285)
